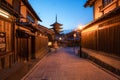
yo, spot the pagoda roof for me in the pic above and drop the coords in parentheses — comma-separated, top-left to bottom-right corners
(50, 22, 63, 27)
(50, 15, 63, 26)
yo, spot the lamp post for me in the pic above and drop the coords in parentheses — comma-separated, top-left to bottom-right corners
(73, 32, 77, 54)
(79, 30, 82, 57)
(77, 25, 83, 57)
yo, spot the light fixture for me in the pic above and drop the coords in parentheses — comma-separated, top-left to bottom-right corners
(0, 9, 10, 18)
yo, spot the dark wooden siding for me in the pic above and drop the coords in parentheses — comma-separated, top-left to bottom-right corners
(98, 25, 120, 56)
(82, 30, 97, 50)
(35, 36, 48, 58)
(82, 15, 120, 56)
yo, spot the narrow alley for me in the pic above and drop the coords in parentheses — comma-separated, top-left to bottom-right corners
(22, 47, 119, 80)
(0, 0, 120, 80)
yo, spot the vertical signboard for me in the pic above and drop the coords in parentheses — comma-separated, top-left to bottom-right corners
(0, 32, 6, 52)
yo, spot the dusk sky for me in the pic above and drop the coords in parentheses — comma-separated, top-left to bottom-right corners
(29, 0, 93, 33)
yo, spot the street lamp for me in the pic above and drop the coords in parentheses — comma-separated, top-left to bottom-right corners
(73, 32, 77, 54)
(77, 25, 83, 57)
(59, 37, 62, 41)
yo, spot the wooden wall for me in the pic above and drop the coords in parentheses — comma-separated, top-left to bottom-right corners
(82, 14, 120, 56)
(82, 30, 97, 50)
(98, 25, 120, 56)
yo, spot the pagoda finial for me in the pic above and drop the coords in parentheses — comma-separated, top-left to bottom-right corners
(56, 14, 57, 22)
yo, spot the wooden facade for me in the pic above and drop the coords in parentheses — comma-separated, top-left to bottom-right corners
(0, 0, 19, 69)
(0, 0, 49, 70)
(38, 25, 55, 48)
(83, 0, 120, 57)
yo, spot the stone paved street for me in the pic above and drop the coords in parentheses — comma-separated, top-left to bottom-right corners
(22, 47, 119, 80)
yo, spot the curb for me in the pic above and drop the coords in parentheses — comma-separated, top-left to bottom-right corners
(21, 53, 50, 80)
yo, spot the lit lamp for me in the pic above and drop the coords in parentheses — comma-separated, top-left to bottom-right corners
(0, 9, 10, 18)
(59, 37, 62, 41)
(59, 37, 62, 47)
(77, 25, 83, 57)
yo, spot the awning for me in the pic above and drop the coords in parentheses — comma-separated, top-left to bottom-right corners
(25, 31, 35, 36)
(16, 29, 35, 38)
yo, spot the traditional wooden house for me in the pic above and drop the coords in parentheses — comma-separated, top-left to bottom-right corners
(15, 0, 43, 61)
(0, 0, 49, 70)
(37, 25, 55, 54)
(38, 25, 55, 45)
(0, 0, 20, 69)
(83, 0, 120, 57)
(65, 31, 80, 47)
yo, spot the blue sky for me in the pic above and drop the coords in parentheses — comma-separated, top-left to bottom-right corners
(29, 0, 93, 32)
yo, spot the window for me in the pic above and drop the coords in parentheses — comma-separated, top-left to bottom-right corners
(12, 0, 20, 14)
(103, 0, 113, 7)
(27, 12, 35, 23)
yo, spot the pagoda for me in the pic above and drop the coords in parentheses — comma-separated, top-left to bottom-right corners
(50, 15, 63, 35)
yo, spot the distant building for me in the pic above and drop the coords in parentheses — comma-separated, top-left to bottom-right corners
(83, 0, 120, 57)
(64, 31, 80, 47)
(38, 24, 55, 49)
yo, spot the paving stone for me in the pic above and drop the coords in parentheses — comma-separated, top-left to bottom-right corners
(22, 47, 119, 80)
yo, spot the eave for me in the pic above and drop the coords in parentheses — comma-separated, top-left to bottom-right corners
(83, 7, 120, 30)
(38, 24, 55, 35)
(22, 0, 42, 22)
(50, 22, 63, 26)
(84, 0, 96, 7)
(0, 1, 19, 17)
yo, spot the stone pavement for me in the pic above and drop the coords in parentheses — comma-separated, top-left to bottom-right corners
(21, 47, 119, 80)
(0, 48, 48, 80)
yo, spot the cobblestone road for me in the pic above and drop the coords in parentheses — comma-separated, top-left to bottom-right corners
(22, 47, 119, 80)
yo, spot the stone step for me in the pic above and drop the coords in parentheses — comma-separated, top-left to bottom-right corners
(82, 48, 120, 76)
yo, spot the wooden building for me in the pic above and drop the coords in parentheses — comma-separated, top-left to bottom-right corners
(0, 0, 49, 71)
(38, 25, 55, 45)
(0, 0, 20, 69)
(35, 24, 55, 58)
(83, 0, 120, 57)
(65, 31, 80, 47)
(15, 0, 43, 61)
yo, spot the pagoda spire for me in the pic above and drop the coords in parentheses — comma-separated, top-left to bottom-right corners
(56, 15, 57, 22)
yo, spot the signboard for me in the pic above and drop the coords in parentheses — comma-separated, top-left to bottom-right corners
(0, 32, 6, 52)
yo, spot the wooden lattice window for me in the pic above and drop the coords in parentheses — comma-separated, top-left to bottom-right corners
(102, 0, 114, 7)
